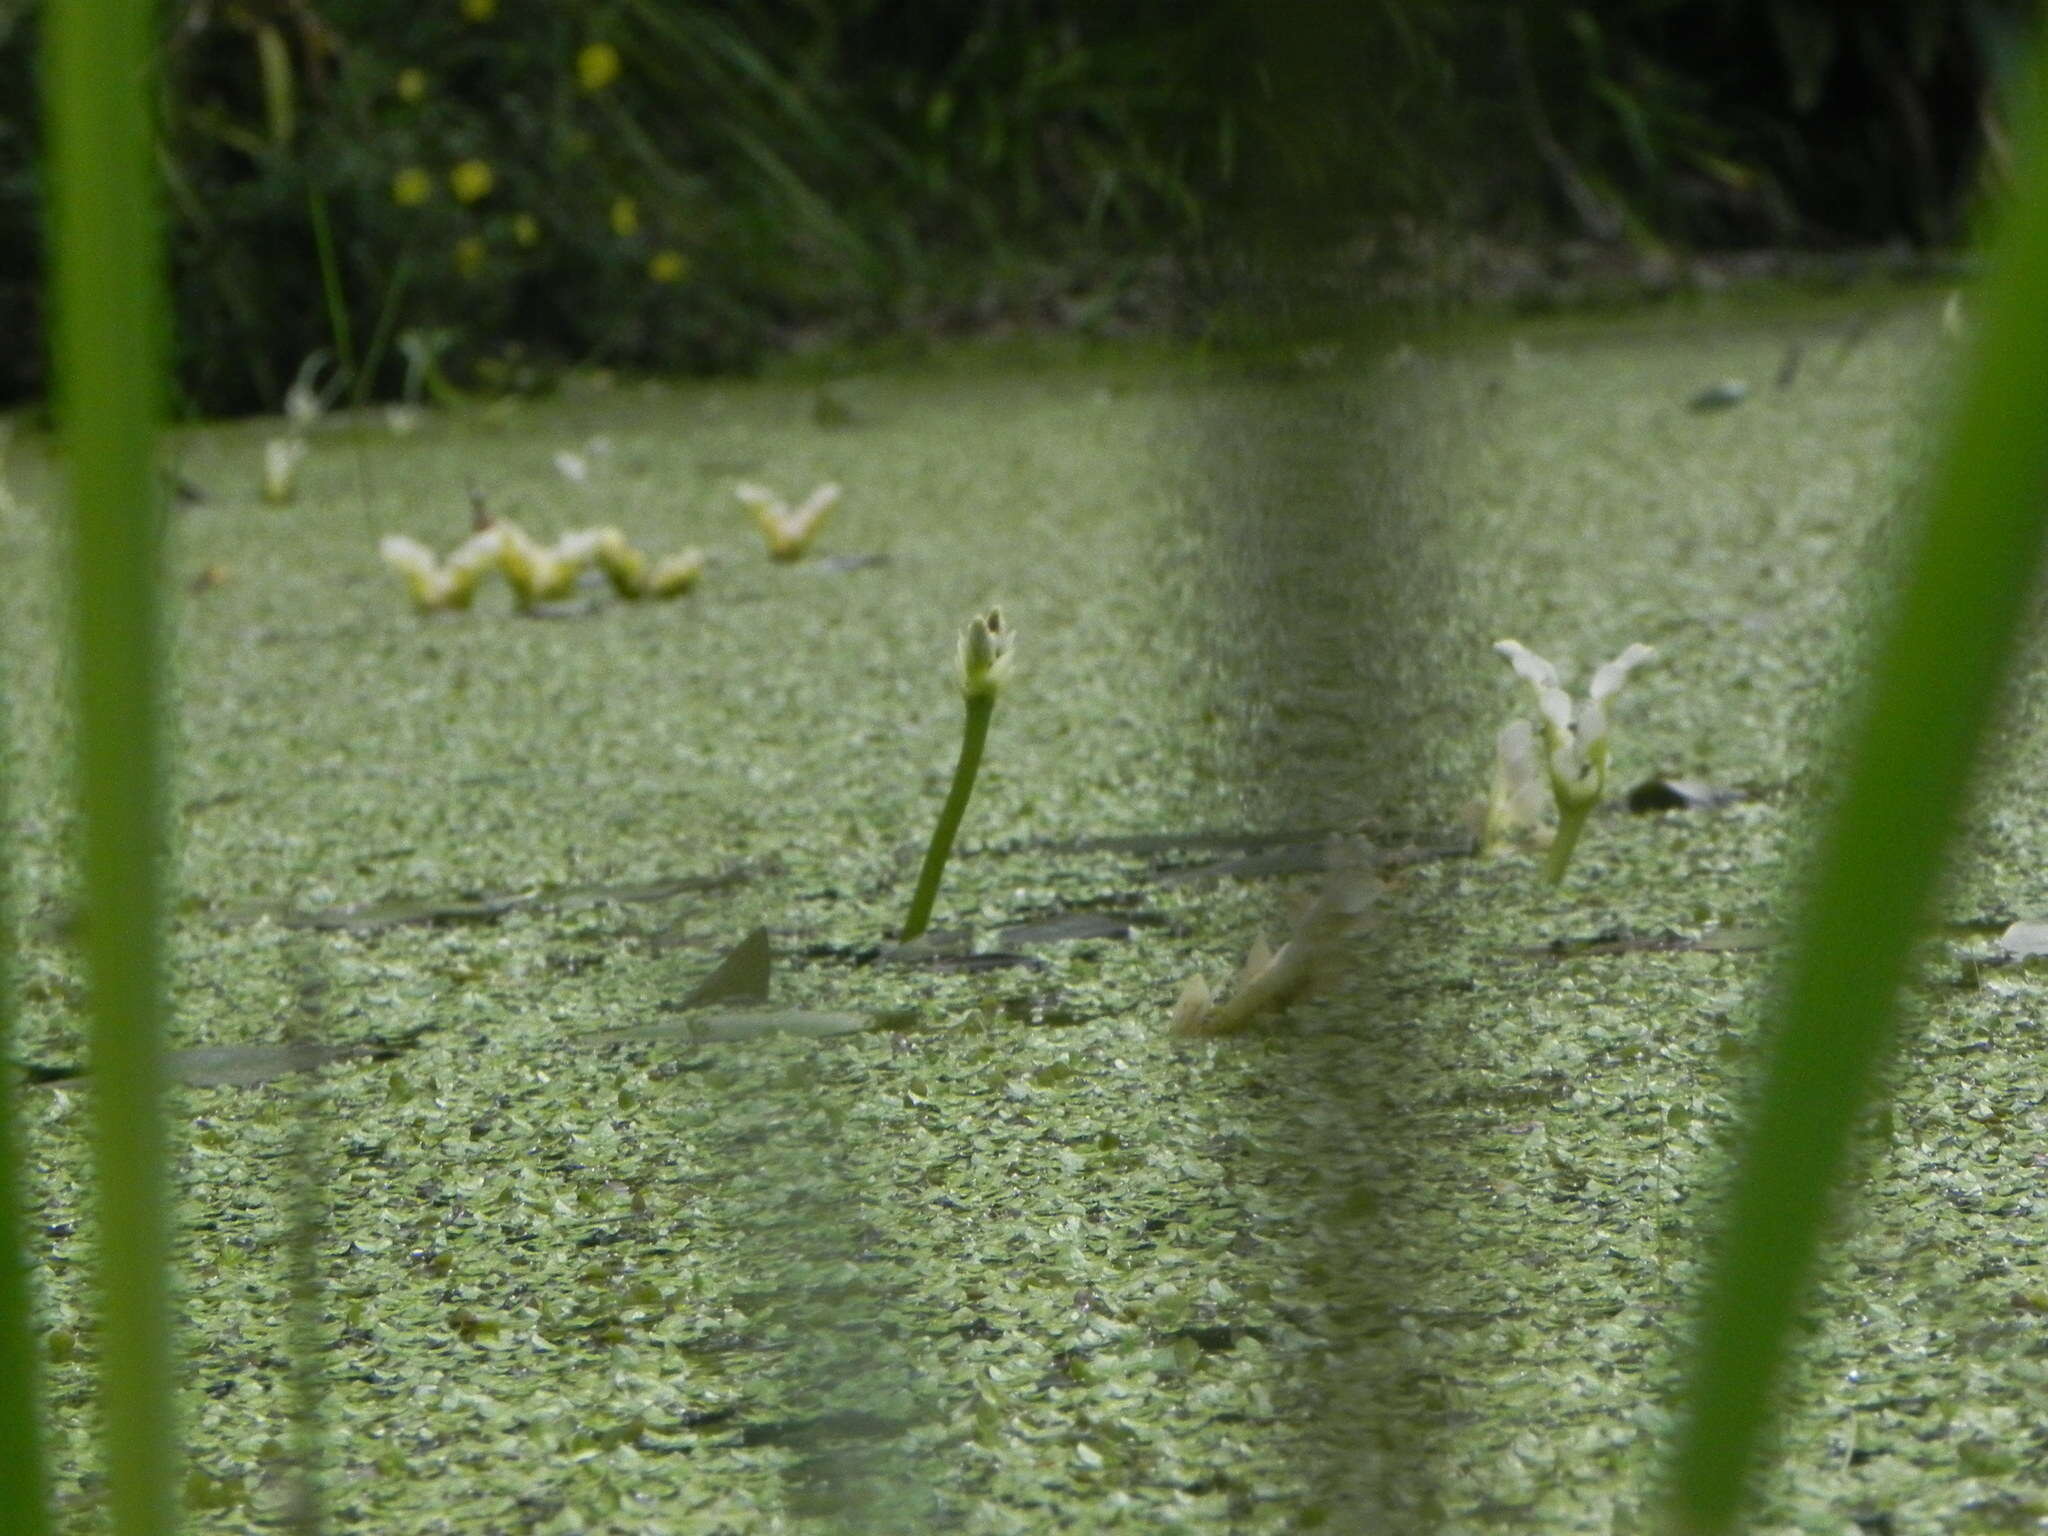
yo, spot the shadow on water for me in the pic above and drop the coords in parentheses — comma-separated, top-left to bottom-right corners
(1172, 321, 1494, 1528)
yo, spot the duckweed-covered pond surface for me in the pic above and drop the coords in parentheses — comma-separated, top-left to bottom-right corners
(8, 293, 2048, 1534)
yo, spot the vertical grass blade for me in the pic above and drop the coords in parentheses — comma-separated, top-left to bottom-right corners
(44, 0, 176, 1533)
(1664, 47, 2048, 1536)
(0, 689, 51, 1536)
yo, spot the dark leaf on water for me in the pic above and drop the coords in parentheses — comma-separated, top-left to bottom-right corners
(997, 911, 1166, 946)
(1022, 827, 1339, 857)
(1532, 926, 1774, 959)
(1625, 776, 1745, 813)
(878, 934, 1045, 971)
(23, 1031, 427, 1089)
(283, 895, 524, 931)
(258, 863, 753, 933)
(670, 926, 773, 1009)
(1156, 843, 1330, 883)
(579, 1010, 904, 1045)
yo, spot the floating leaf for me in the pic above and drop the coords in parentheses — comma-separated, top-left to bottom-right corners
(1688, 379, 1751, 411)
(262, 865, 752, 932)
(672, 926, 772, 1009)
(997, 912, 1160, 946)
(24, 1033, 425, 1089)
(578, 1010, 894, 1045)
(1626, 776, 1746, 812)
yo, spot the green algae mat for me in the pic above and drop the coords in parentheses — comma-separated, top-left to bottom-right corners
(6, 295, 2045, 1533)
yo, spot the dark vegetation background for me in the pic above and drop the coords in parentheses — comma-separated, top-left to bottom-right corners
(0, 0, 2032, 415)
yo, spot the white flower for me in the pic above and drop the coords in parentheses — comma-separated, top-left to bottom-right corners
(262, 437, 308, 504)
(1493, 639, 1656, 881)
(380, 534, 490, 612)
(956, 610, 1014, 701)
(495, 520, 599, 606)
(283, 349, 339, 430)
(737, 481, 841, 561)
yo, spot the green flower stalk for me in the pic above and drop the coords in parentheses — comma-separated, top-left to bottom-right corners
(1494, 639, 1655, 883)
(900, 610, 1012, 943)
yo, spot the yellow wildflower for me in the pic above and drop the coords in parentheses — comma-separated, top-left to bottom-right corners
(396, 68, 428, 104)
(449, 159, 494, 204)
(453, 236, 487, 278)
(648, 249, 689, 284)
(512, 213, 540, 247)
(609, 196, 638, 237)
(460, 0, 495, 21)
(391, 166, 433, 207)
(577, 42, 622, 92)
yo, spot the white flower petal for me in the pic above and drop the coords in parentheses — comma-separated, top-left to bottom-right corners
(1588, 642, 1656, 704)
(1494, 639, 1559, 692)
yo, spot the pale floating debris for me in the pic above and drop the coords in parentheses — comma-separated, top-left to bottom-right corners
(1997, 920, 2048, 960)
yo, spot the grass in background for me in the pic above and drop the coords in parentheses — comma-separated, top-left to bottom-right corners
(1665, 40, 2048, 1536)
(44, 1, 176, 1534)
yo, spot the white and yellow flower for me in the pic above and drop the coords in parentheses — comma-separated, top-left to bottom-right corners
(1493, 638, 1656, 882)
(735, 480, 841, 561)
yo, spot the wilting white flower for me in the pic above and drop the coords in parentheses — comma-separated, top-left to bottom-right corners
(1171, 839, 1377, 1037)
(1471, 717, 1552, 856)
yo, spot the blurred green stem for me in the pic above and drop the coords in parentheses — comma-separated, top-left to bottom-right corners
(1664, 43, 2048, 1536)
(1542, 802, 1590, 884)
(900, 695, 994, 944)
(46, 1, 176, 1535)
